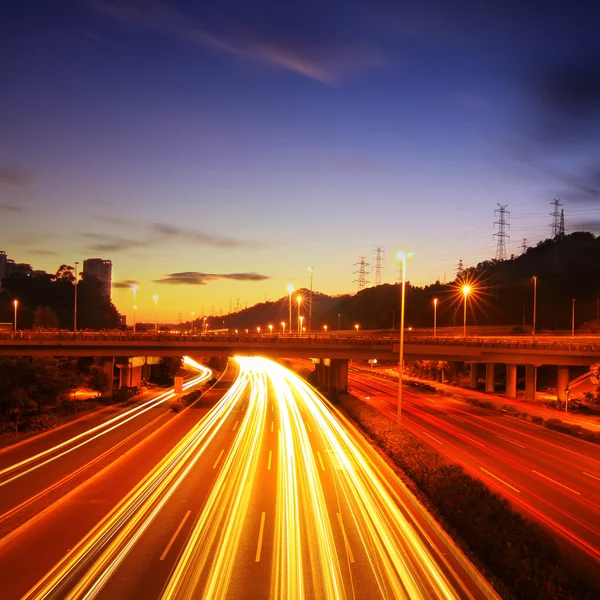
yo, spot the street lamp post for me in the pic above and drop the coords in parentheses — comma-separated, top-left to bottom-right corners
(297, 296, 303, 333)
(269, 324, 273, 335)
(308, 266, 313, 334)
(462, 285, 471, 337)
(281, 321, 286, 334)
(338, 313, 341, 331)
(287, 284, 294, 335)
(299, 316, 304, 333)
(532, 276, 537, 340)
(13, 299, 18, 332)
(572, 298, 576, 338)
(153, 295, 158, 334)
(191, 311, 195, 334)
(323, 325, 328, 333)
(131, 284, 138, 333)
(74, 261, 79, 332)
(396, 251, 413, 425)
(433, 298, 438, 337)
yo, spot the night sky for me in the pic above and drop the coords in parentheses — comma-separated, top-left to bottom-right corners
(1, 1, 599, 323)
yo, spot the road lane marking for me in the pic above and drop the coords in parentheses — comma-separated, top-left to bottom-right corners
(447, 415, 465, 422)
(233, 420, 239, 432)
(337, 512, 355, 563)
(268, 450, 273, 470)
(532, 470, 581, 496)
(316, 450, 326, 471)
(461, 434, 484, 447)
(480, 468, 520, 493)
(271, 421, 274, 432)
(212, 449, 225, 470)
(299, 404, 304, 413)
(255, 512, 266, 562)
(242, 403, 246, 411)
(422, 431, 443, 445)
(160, 510, 191, 561)
(496, 434, 525, 448)
(305, 421, 312, 433)
(583, 471, 600, 482)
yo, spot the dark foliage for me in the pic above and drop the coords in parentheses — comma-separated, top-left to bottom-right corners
(0, 269, 120, 330)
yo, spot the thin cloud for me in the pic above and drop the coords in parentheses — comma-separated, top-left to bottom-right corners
(153, 272, 270, 285)
(89, 216, 262, 251)
(0, 167, 34, 186)
(0, 203, 24, 213)
(30, 249, 58, 256)
(88, 0, 385, 84)
(112, 279, 140, 289)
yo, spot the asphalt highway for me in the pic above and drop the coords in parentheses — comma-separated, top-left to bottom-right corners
(344, 366, 600, 568)
(1, 358, 498, 600)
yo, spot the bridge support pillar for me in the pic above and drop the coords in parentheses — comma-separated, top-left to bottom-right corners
(117, 363, 142, 388)
(505, 364, 517, 399)
(102, 358, 114, 397)
(485, 363, 495, 394)
(330, 359, 348, 402)
(525, 365, 537, 402)
(557, 366, 570, 402)
(469, 363, 478, 389)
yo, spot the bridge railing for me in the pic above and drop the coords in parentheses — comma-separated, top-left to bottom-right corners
(1, 331, 600, 352)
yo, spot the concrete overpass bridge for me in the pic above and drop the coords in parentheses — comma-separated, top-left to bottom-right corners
(1, 331, 600, 401)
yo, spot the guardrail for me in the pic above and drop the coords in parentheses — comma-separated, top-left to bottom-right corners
(1, 331, 600, 353)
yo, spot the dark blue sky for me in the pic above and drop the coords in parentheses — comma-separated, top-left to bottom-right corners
(1, 0, 599, 320)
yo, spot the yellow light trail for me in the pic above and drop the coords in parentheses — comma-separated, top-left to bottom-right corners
(22, 357, 494, 600)
(0, 358, 211, 488)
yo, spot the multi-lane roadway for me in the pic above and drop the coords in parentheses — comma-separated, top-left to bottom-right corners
(343, 365, 600, 569)
(0, 357, 497, 599)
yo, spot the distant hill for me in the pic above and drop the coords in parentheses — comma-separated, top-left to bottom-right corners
(217, 232, 600, 332)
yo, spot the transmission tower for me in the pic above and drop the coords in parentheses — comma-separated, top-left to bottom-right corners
(559, 209, 565, 237)
(521, 238, 528, 254)
(550, 198, 562, 238)
(353, 257, 370, 291)
(494, 203, 510, 261)
(372, 245, 385, 286)
(456, 259, 464, 279)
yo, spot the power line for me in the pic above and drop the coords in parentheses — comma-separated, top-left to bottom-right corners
(521, 238, 528, 253)
(494, 203, 510, 261)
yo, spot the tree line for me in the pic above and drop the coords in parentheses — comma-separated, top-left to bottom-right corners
(0, 265, 120, 330)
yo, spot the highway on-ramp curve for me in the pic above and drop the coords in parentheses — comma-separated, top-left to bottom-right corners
(6, 357, 498, 600)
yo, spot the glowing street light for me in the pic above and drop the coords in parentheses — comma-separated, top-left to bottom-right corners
(281, 321, 286, 334)
(297, 295, 303, 333)
(257, 326, 261, 334)
(462, 284, 471, 337)
(355, 324, 359, 332)
(153, 295, 159, 334)
(287, 284, 294, 334)
(269, 324, 273, 335)
(433, 298, 438, 337)
(323, 324, 328, 333)
(13, 299, 18, 332)
(396, 250, 413, 425)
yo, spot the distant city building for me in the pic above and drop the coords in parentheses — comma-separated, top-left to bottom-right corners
(0, 251, 7, 283)
(118, 313, 127, 328)
(83, 258, 112, 299)
(0, 251, 32, 283)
